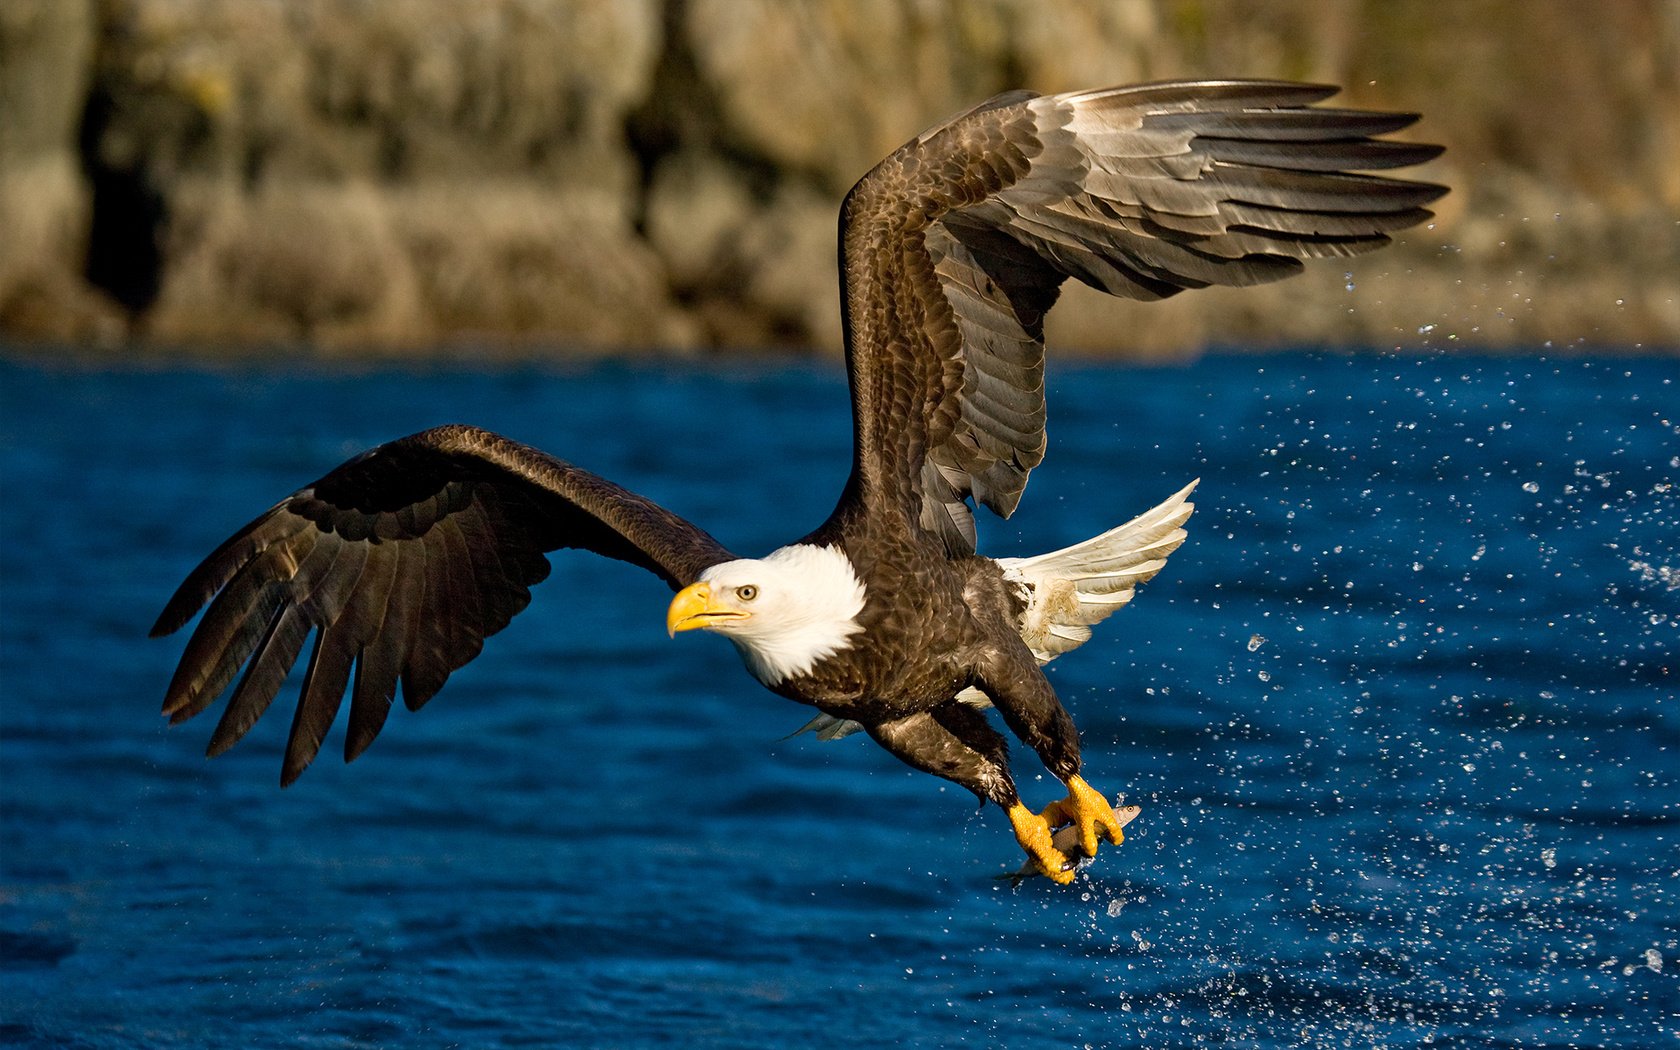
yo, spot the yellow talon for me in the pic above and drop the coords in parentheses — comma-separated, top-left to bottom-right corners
(1038, 796, 1075, 828)
(1006, 801, 1075, 885)
(1038, 775, 1127, 857)
(1062, 775, 1125, 857)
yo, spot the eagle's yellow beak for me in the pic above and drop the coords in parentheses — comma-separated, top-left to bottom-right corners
(667, 582, 748, 636)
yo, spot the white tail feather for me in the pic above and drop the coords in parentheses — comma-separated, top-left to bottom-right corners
(792, 480, 1197, 741)
(998, 479, 1197, 662)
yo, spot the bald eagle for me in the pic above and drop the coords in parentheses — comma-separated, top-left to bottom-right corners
(152, 80, 1443, 883)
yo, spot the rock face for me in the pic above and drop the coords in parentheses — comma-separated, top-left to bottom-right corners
(63, 0, 682, 351)
(1, 0, 1676, 356)
(0, 1, 117, 340)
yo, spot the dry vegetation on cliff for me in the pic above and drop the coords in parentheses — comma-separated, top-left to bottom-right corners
(1, 0, 1675, 357)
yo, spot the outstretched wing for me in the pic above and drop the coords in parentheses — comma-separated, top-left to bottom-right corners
(835, 80, 1445, 552)
(151, 424, 735, 784)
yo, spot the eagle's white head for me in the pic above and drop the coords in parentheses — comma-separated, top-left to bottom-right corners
(666, 543, 867, 686)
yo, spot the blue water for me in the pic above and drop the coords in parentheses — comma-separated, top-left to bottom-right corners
(1, 351, 1675, 1048)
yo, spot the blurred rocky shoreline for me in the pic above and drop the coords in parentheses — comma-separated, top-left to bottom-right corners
(2, 0, 1676, 359)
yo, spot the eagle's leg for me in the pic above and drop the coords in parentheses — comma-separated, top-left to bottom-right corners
(980, 647, 1126, 860)
(863, 703, 1077, 885)
(1006, 800, 1077, 884)
(1038, 775, 1126, 858)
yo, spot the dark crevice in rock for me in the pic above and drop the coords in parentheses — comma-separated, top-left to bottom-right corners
(623, 0, 813, 347)
(625, 0, 810, 228)
(76, 84, 167, 324)
(624, 0, 710, 239)
(74, 5, 217, 332)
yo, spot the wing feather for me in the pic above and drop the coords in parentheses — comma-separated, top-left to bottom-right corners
(281, 538, 372, 783)
(163, 546, 304, 724)
(1145, 107, 1422, 140)
(399, 524, 453, 712)
(285, 625, 354, 783)
(435, 515, 485, 668)
(834, 79, 1444, 552)
(153, 510, 313, 639)
(154, 424, 735, 781)
(344, 541, 410, 762)
(208, 602, 312, 758)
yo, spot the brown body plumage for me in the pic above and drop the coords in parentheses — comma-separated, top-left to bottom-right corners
(154, 80, 1443, 881)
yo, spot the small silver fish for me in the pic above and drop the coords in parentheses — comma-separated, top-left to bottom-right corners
(998, 804, 1142, 886)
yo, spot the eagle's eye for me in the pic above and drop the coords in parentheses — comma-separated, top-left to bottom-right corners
(736, 585, 758, 602)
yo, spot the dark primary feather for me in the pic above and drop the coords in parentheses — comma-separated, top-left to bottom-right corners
(152, 424, 734, 784)
(834, 78, 1446, 554)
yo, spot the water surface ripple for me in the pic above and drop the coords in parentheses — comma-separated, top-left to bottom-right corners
(2, 353, 1675, 1048)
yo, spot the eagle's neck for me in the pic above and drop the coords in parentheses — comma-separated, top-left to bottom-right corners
(726, 544, 867, 686)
